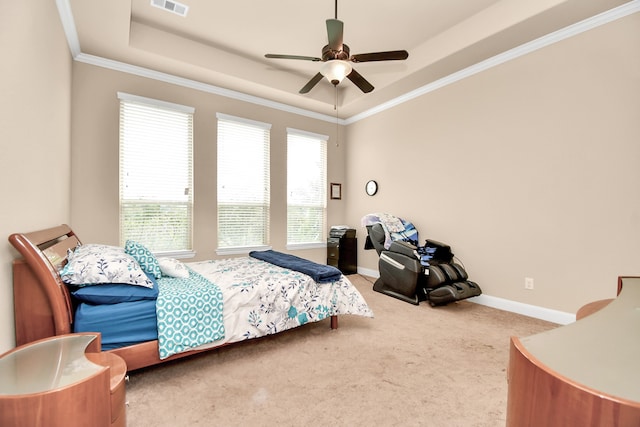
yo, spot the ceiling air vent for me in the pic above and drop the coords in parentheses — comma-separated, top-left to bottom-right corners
(150, 0, 189, 17)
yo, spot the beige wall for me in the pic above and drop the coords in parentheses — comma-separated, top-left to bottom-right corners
(70, 62, 345, 264)
(0, 2, 72, 353)
(2, 4, 638, 353)
(345, 13, 640, 314)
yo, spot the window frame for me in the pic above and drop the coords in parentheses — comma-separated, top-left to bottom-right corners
(216, 113, 272, 255)
(286, 127, 328, 250)
(118, 92, 195, 258)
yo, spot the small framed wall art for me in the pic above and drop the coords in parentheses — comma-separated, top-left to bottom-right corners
(330, 183, 342, 200)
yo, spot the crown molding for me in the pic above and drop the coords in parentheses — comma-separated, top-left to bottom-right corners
(345, 0, 640, 125)
(55, 0, 81, 57)
(56, 0, 639, 126)
(74, 53, 343, 124)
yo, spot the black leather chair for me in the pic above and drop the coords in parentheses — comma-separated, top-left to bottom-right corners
(366, 223, 425, 304)
(365, 222, 482, 306)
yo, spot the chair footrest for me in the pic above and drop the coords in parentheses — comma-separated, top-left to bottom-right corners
(425, 281, 482, 306)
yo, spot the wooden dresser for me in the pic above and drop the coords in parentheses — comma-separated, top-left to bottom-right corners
(506, 277, 640, 426)
(0, 333, 127, 427)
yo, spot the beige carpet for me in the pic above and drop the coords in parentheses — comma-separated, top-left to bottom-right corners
(125, 275, 556, 427)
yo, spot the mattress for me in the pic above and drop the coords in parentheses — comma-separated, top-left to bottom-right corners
(74, 299, 158, 350)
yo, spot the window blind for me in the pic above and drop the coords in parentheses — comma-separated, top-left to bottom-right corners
(217, 113, 271, 251)
(286, 128, 327, 246)
(118, 92, 194, 253)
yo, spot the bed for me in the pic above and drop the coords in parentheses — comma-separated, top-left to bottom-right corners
(8, 224, 373, 371)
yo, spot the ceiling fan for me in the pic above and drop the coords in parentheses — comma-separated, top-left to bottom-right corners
(265, 0, 409, 94)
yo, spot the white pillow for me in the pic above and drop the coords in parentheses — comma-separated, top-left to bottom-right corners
(158, 258, 190, 278)
(60, 244, 154, 288)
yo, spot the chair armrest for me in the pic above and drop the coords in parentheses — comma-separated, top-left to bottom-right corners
(424, 239, 453, 262)
(388, 241, 419, 259)
(424, 239, 450, 250)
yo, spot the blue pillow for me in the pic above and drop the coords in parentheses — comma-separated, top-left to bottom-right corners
(125, 240, 162, 279)
(71, 274, 159, 305)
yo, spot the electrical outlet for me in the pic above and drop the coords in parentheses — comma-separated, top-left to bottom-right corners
(525, 277, 534, 290)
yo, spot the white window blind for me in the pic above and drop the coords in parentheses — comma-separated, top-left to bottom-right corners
(217, 113, 271, 251)
(118, 92, 194, 253)
(287, 128, 327, 246)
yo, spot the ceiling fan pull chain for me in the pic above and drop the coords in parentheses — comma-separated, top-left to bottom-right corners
(335, 86, 340, 147)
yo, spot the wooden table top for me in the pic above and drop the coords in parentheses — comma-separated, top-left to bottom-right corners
(519, 277, 640, 402)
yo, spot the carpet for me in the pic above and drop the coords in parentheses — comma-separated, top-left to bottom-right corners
(125, 275, 556, 426)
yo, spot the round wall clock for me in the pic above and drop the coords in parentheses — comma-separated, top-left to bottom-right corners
(365, 180, 378, 196)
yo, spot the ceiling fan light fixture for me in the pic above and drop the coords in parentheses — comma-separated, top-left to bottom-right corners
(265, 1, 407, 94)
(321, 60, 352, 85)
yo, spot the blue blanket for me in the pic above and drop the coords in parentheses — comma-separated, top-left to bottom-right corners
(249, 250, 343, 283)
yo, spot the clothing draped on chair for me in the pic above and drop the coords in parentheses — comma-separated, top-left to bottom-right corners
(361, 213, 418, 250)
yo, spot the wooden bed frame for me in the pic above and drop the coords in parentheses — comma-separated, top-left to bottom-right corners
(8, 224, 338, 371)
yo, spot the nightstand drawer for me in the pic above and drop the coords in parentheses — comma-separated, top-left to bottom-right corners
(111, 377, 126, 424)
(327, 239, 339, 263)
(86, 352, 127, 427)
(327, 248, 339, 260)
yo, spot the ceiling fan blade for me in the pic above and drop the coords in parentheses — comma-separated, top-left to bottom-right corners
(347, 68, 374, 93)
(326, 19, 344, 51)
(265, 54, 322, 62)
(351, 50, 409, 63)
(299, 72, 324, 94)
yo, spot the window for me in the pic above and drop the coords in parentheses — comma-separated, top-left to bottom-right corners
(217, 113, 271, 253)
(287, 128, 328, 247)
(118, 92, 194, 255)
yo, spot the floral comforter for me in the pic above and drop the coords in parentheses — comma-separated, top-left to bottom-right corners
(186, 256, 373, 346)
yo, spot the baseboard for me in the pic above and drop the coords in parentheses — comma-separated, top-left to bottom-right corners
(357, 267, 379, 278)
(356, 267, 575, 325)
(468, 295, 575, 325)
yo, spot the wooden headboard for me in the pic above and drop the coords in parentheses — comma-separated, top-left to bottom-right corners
(9, 224, 81, 346)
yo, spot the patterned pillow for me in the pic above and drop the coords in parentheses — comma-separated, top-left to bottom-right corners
(125, 240, 162, 279)
(60, 244, 154, 288)
(158, 257, 190, 278)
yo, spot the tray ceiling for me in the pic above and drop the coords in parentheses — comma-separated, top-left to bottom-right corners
(65, 0, 632, 119)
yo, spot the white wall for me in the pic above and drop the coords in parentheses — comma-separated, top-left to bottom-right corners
(0, 2, 72, 353)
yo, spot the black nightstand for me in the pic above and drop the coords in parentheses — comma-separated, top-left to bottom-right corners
(327, 231, 357, 275)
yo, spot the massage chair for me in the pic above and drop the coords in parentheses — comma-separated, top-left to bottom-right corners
(364, 217, 482, 306)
